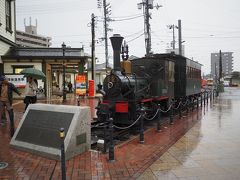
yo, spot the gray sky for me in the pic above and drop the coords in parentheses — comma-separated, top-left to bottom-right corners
(16, 0, 240, 74)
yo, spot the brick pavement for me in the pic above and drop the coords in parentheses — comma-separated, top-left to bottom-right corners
(0, 97, 203, 179)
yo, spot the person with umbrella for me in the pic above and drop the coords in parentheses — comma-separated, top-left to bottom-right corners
(0, 76, 21, 136)
(24, 76, 38, 111)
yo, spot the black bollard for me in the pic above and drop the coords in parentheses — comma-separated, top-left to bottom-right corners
(139, 106, 145, 144)
(197, 96, 199, 109)
(108, 117, 115, 162)
(170, 102, 174, 125)
(207, 91, 209, 104)
(200, 93, 203, 107)
(210, 90, 212, 102)
(59, 128, 66, 180)
(157, 104, 161, 132)
(103, 121, 107, 154)
(203, 91, 206, 107)
(9, 109, 15, 137)
(186, 100, 189, 115)
(191, 98, 194, 112)
(179, 99, 182, 119)
(77, 95, 80, 106)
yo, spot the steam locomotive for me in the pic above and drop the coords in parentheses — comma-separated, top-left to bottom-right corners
(96, 34, 201, 125)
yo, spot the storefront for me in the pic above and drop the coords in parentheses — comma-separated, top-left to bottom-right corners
(2, 47, 91, 98)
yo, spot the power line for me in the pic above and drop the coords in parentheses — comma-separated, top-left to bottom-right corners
(127, 33, 144, 43)
(112, 15, 143, 22)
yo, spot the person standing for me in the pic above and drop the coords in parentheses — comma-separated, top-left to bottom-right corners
(24, 77, 37, 111)
(0, 75, 7, 121)
(68, 82, 73, 93)
(0, 77, 21, 137)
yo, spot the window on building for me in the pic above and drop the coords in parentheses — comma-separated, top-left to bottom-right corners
(12, 65, 33, 74)
(5, 0, 12, 32)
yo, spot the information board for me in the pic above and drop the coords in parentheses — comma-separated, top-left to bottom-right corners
(76, 75, 86, 96)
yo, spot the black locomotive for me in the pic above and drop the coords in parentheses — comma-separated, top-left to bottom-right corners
(96, 34, 201, 125)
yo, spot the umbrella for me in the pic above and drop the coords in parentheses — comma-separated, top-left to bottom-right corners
(20, 68, 46, 79)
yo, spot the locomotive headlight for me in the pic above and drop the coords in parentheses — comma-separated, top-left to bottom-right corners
(108, 82, 113, 89)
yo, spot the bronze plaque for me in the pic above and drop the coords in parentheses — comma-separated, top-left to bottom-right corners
(15, 110, 74, 149)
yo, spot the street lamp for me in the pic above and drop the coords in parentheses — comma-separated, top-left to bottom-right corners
(62, 42, 67, 101)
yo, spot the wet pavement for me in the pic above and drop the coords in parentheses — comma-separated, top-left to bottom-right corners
(138, 87, 240, 180)
(0, 88, 239, 179)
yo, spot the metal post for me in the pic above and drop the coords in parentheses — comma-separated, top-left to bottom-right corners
(108, 117, 114, 162)
(204, 91, 206, 107)
(62, 43, 67, 102)
(59, 128, 66, 180)
(103, 121, 107, 154)
(197, 96, 199, 109)
(157, 104, 161, 132)
(77, 95, 80, 106)
(139, 105, 145, 144)
(170, 101, 174, 125)
(207, 91, 209, 104)
(186, 100, 189, 115)
(9, 109, 15, 137)
(200, 93, 203, 107)
(210, 90, 212, 102)
(191, 97, 194, 112)
(179, 99, 182, 119)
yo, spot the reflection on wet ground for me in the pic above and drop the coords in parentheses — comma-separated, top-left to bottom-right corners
(138, 87, 240, 180)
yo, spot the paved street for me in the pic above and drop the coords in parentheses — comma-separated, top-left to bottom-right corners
(138, 87, 240, 180)
(0, 88, 240, 179)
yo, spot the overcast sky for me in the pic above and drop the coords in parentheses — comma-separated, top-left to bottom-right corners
(16, 0, 240, 74)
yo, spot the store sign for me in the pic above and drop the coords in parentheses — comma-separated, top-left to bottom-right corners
(76, 75, 86, 95)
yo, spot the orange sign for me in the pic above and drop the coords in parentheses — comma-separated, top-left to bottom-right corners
(76, 75, 86, 95)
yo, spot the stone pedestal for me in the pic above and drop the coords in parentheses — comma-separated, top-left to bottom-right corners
(10, 104, 91, 160)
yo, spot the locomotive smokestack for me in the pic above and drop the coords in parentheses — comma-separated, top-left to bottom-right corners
(110, 34, 123, 70)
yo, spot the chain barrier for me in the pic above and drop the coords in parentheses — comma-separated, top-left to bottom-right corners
(159, 103, 173, 113)
(143, 109, 160, 121)
(113, 115, 142, 130)
(92, 124, 107, 128)
(173, 101, 182, 110)
(181, 99, 189, 107)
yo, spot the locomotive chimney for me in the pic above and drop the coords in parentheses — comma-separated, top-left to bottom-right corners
(110, 34, 123, 70)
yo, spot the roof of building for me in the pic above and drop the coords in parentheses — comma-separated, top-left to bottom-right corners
(2, 47, 90, 60)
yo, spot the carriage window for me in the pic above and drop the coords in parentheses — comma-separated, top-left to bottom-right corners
(168, 61, 175, 82)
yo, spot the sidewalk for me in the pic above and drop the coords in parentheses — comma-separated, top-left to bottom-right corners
(0, 93, 218, 179)
(138, 87, 240, 180)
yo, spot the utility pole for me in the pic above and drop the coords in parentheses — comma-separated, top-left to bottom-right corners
(91, 13, 96, 80)
(102, 0, 111, 69)
(178, 19, 182, 55)
(138, 0, 162, 56)
(219, 50, 222, 80)
(167, 24, 178, 50)
(145, 0, 151, 55)
(218, 50, 224, 93)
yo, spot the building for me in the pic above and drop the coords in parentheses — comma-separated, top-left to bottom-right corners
(0, 0, 17, 72)
(211, 52, 233, 79)
(16, 18, 52, 48)
(2, 47, 91, 98)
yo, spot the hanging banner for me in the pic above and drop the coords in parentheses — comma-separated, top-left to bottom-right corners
(76, 75, 86, 96)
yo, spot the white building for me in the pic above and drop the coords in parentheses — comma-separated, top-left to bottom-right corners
(0, 0, 16, 72)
